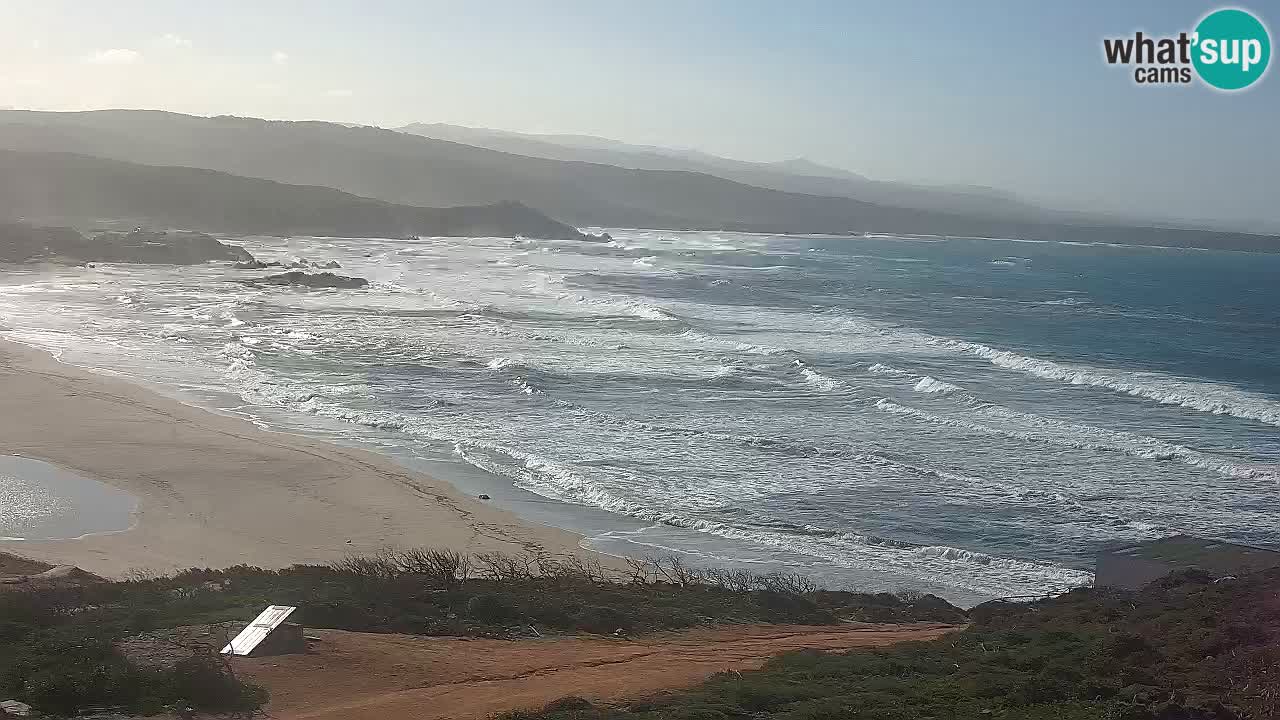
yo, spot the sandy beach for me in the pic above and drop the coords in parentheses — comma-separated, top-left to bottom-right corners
(0, 338, 587, 577)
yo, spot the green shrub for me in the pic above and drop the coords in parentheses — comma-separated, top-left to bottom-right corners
(500, 568, 1280, 720)
(467, 593, 517, 623)
(574, 605, 628, 634)
(168, 653, 268, 712)
(0, 548, 966, 716)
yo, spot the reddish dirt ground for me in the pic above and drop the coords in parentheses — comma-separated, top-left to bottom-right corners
(234, 622, 957, 720)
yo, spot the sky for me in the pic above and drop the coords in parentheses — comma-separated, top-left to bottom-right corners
(1, 0, 1277, 228)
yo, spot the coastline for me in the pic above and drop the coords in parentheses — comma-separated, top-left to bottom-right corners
(0, 338, 590, 577)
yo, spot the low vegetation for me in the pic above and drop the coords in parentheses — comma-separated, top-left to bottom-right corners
(0, 548, 960, 717)
(503, 568, 1280, 720)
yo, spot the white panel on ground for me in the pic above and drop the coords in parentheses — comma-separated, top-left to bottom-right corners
(220, 605, 297, 656)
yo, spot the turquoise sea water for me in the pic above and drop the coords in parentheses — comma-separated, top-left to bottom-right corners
(1, 229, 1276, 604)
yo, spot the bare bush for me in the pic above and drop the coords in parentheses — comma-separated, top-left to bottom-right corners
(623, 556, 655, 584)
(650, 555, 708, 588)
(757, 571, 819, 594)
(392, 548, 471, 586)
(474, 551, 536, 581)
(330, 548, 399, 579)
(539, 554, 610, 583)
(705, 568, 758, 593)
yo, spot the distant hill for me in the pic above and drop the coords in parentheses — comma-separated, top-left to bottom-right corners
(0, 110, 1274, 251)
(397, 121, 1049, 218)
(407, 124, 867, 181)
(0, 149, 584, 240)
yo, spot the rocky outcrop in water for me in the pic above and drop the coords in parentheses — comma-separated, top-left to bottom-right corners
(234, 258, 341, 270)
(246, 271, 369, 289)
(89, 229, 255, 264)
(0, 223, 254, 265)
(233, 259, 281, 269)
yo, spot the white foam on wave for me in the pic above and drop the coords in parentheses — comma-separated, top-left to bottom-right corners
(451, 440, 1090, 598)
(873, 398, 1279, 482)
(733, 340, 786, 355)
(220, 311, 246, 328)
(511, 377, 541, 395)
(866, 363, 962, 395)
(946, 340, 1280, 427)
(673, 329, 786, 356)
(913, 376, 961, 394)
(818, 310, 1280, 430)
(186, 346, 1096, 599)
(800, 368, 842, 392)
(709, 365, 738, 380)
(867, 363, 909, 377)
(569, 293, 683, 324)
(486, 356, 519, 371)
(793, 360, 849, 392)
(219, 341, 368, 411)
(622, 302, 680, 322)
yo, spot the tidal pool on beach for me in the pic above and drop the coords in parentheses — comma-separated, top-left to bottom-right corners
(0, 455, 137, 541)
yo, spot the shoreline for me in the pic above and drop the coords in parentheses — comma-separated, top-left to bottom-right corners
(0, 338, 592, 577)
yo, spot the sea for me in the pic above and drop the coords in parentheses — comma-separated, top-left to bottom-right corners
(1, 229, 1277, 606)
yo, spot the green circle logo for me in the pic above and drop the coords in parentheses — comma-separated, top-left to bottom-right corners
(1193, 8, 1271, 90)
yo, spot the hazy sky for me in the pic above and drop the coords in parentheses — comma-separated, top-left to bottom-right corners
(2, 1, 1277, 227)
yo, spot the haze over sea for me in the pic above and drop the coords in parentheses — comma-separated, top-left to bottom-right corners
(2, 229, 1277, 605)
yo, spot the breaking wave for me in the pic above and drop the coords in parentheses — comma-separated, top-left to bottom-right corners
(944, 340, 1280, 427)
(913, 376, 961, 394)
(873, 398, 1279, 482)
(452, 440, 1091, 597)
(867, 363, 962, 395)
(794, 361, 848, 392)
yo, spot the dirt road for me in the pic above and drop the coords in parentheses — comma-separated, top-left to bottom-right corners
(235, 622, 957, 720)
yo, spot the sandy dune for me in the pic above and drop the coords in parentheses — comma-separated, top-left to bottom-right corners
(237, 623, 959, 720)
(0, 339, 585, 576)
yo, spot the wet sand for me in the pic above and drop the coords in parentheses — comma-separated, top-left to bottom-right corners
(0, 339, 588, 576)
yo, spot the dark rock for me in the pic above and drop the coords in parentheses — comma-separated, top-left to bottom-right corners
(0, 223, 253, 265)
(580, 232, 613, 243)
(312, 260, 342, 269)
(233, 259, 281, 270)
(87, 229, 254, 264)
(478, 494, 491, 500)
(246, 271, 368, 289)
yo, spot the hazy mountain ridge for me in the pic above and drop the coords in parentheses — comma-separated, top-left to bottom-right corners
(0, 110, 1274, 251)
(397, 121, 1048, 217)
(0, 148, 584, 240)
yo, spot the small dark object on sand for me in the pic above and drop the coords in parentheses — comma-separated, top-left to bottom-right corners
(478, 494, 491, 500)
